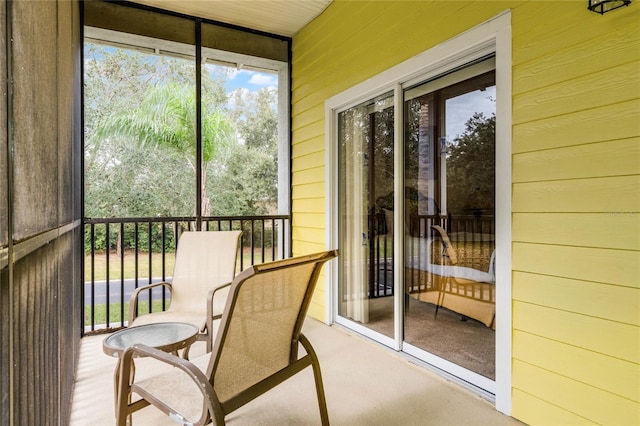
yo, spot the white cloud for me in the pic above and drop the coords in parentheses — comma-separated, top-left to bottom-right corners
(248, 73, 277, 86)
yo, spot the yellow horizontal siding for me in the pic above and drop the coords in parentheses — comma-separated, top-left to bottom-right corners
(292, 182, 324, 200)
(292, 213, 325, 229)
(512, 213, 640, 250)
(291, 151, 324, 173)
(291, 101, 323, 124)
(292, 122, 325, 150)
(292, 137, 325, 159)
(512, 389, 596, 426)
(514, 331, 639, 401)
(511, 2, 639, 66)
(513, 24, 640, 94)
(513, 242, 640, 288)
(307, 302, 324, 320)
(291, 240, 326, 257)
(292, 198, 325, 214)
(514, 301, 639, 363)
(514, 61, 640, 125)
(513, 175, 640, 213)
(513, 100, 640, 154)
(513, 360, 639, 425)
(292, 167, 324, 186)
(513, 138, 640, 183)
(513, 271, 640, 325)
(293, 1, 386, 68)
(293, 2, 507, 102)
(308, 300, 325, 318)
(292, 226, 325, 243)
(292, 1, 640, 423)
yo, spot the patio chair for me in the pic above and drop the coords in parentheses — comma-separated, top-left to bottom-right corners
(430, 225, 495, 326)
(128, 230, 242, 352)
(116, 249, 338, 426)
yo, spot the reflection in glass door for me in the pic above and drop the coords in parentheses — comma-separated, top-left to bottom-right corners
(335, 58, 497, 389)
(404, 61, 496, 380)
(337, 92, 395, 340)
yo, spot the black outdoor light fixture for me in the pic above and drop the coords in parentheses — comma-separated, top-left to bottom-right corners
(588, 0, 631, 14)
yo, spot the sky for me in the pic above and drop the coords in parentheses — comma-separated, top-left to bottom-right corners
(445, 85, 496, 143)
(215, 66, 278, 93)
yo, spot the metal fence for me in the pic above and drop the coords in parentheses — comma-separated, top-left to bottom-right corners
(83, 215, 290, 334)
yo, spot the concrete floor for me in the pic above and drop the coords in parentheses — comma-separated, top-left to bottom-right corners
(70, 318, 522, 426)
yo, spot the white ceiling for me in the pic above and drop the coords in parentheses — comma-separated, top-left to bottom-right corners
(128, 0, 333, 37)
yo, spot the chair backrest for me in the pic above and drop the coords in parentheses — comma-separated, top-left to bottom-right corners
(168, 231, 242, 314)
(207, 250, 338, 403)
(431, 225, 458, 265)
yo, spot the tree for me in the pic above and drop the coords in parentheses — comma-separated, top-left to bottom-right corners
(84, 43, 203, 219)
(84, 42, 281, 223)
(445, 112, 495, 216)
(208, 143, 275, 215)
(213, 87, 279, 214)
(96, 82, 235, 216)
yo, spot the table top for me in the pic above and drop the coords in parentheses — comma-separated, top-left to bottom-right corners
(103, 322, 199, 358)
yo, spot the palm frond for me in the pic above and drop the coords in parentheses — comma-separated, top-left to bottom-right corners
(96, 81, 235, 165)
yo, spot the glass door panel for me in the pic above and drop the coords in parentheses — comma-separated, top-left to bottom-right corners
(404, 66, 496, 379)
(338, 92, 394, 339)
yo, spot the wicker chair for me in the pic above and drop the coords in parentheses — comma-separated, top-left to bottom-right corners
(128, 230, 242, 352)
(116, 249, 338, 426)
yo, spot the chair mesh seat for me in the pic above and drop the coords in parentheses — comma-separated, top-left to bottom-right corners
(134, 353, 211, 423)
(130, 311, 207, 331)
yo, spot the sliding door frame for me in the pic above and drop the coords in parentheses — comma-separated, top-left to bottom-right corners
(325, 11, 512, 414)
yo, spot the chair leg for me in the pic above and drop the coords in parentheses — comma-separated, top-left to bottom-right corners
(300, 335, 329, 426)
(116, 358, 134, 426)
(312, 359, 330, 426)
(435, 289, 444, 318)
(434, 275, 449, 319)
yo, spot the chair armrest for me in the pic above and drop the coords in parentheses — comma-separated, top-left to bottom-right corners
(205, 282, 231, 351)
(207, 282, 231, 317)
(128, 282, 172, 324)
(117, 344, 221, 424)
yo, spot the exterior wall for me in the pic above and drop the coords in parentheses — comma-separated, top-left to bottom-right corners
(0, 0, 83, 423)
(291, 1, 640, 424)
(291, 0, 512, 320)
(510, 3, 639, 424)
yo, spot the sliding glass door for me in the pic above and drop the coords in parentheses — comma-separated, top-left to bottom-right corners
(336, 57, 497, 389)
(337, 92, 395, 340)
(403, 61, 496, 382)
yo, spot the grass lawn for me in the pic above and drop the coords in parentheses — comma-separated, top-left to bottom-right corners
(85, 250, 176, 282)
(84, 248, 273, 326)
(85, 248, 270, 281)
(85, 300, 167, 326)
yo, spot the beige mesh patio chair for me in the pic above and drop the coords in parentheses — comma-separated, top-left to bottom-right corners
(116, 249, 338, 426)
(430, 225, 496, 326)
(128, 230, 242, 352)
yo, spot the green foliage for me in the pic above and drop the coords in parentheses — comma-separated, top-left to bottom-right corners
(233, 87, 279, 152)
(84, 42, 280, 222)
(208, 143, 277, 216)
(446, 112, 495, 215)
(84, 223, 179, 253)
(97, 83, 234, 165)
